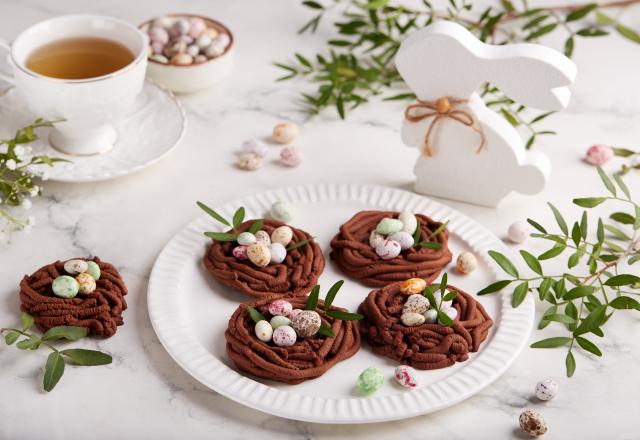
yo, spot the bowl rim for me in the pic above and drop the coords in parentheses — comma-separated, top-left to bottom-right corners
(139, 13, 234, 68)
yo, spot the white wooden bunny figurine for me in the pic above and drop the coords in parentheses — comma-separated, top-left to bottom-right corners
(396, 21, 577, 207)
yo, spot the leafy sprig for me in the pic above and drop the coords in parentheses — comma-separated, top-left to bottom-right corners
(306, 280, 364, 337)
(1, 313, 112, 392)
(414, 220, 449, 250)
(423, 272, 458, 326)
(198, 202, 262, 241)
(478, 167, 640, 377)
(612, 146, 640, 175)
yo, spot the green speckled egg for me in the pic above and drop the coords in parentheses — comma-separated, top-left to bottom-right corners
(52, 275, 79, 299)
(86, 261, 101, 280)
(357, 367, 384, 395)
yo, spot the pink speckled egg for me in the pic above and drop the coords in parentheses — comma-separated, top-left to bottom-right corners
(268, 299, 293, 317)
(395, 365, 419, 388)
(232, 245, 249, 260)
(272, 325, 297, 347)
(280, 146, 302, 167)
(375, 239, 401, 260)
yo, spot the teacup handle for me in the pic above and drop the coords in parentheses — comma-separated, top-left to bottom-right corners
(0, 39, 15, 84)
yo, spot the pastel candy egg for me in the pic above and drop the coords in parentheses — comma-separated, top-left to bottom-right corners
(150, 41, 165, 55)
(401, 311, 425, 327)
(439, 306, 458, 324)
(395, 365, 419, 388)
(357, 367, 384, 395)
(456, 251, 478, 274)
(399, 278, 427, 295)
(170, 18, 190, 37)
(188, 17, 207, 38)
(213, 33, 231, 48)
(272, 325, 297, 347)
(164, 41, 186, 57)
(434, 291, 453, 310)
(519, 409, 548, 437)
(255, 230, 271, 246)
(237, 152, 262, 171)
(269, 201, 295, 223)
(398, 211, 418, 235)
(269, 243, 287, 264)
(423, 308, 438, 323)
(52, 275, 79, 299)
(148, 26, 169, 44)
(241, 139, 269, 158)
(194, 55, 208, 64)
(195, 34, 212, 49)
(375, 239, 401, 260)
(170, 53, 193, 66)
(268, 299, 293, 316)
(86, 261, 101, 280)
(177, 35, 194, 45)
(247, 242, 271, 267)
(254, 320, 273, 342)
(232, 245, 249, 260)
(369, 230, 384, 249)
(280, 146, 302, 167)
(270, 315, 291, 329)
(292, 310, 321, 338)
(150, 54, 169, 64)
(288, 309, 302, 320)
(535, 378, 559, 401)
(64, 259, 88, 275)
(76, 273, 97, 294)
(508, 221, 531, 244)
(376, 218, 403, 235)
(403, 293, 429, 314)
(388, 231, 414, 251)
(271, 226, 293, 246)
(272, 122, 299, 144)
(152, 16, 173, 29)
(202, 27, 219, 39)
(205, 42, 225, 58)
(237, 232, 257, 246)
(186, 44, 200, 57)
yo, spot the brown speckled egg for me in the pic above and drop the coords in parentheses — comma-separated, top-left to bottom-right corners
(519, 409, 548, 437)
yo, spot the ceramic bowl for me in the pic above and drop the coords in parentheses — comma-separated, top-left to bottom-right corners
(139, 14, 234, 94)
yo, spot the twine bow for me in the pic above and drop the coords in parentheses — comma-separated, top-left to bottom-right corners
(404, 97, 485, 158)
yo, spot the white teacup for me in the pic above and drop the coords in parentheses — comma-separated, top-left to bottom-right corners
(0, 15, 148, 156)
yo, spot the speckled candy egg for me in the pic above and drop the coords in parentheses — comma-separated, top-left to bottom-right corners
(272, 122, 299, 144)
(369, 230, 384, 249)
(194, 55, 207, 64)
(269, 243, 287, 264)
(271, 226, 293, 246)
(232, 245, 249, 260)
(188, 17, 207, 38)
(254, 320, 273, 342)
(456, 251, 478, 274)
(269, 201, 295, 223)
(376, 218, 403, 235)
(237, 232, 257, 246)
(268, 299, 293, 317)
(388, 231, 414, 251)
(237, 152, 262, 171)
(395, 365, 419, 388)
(288, 309, 302, 320)
(86, 261, 101, 280)
(150, 54, 169, 64)
(423, 308, 438, 323)
(76, 272, 97, 294)
(401, 311, 425, 327)
(150, 41, 165, 55)
(170, 18, 190, 37)
(186, 44, 200, 57)
(64, 259, 88, 275)
(164, 40, 186, 58)
(270, 315, 291, 329)
(535, 378, 559, 401)
(201, 27, 219, 39)
(403, 294, 429, 315)
(508, 221, 531, 244)
(291, 310, 321, 338)
(205, 43, 225, 58)
(152, 16, 173, 29)
(241, 139, 269, 158)
(438, 306, 458, 324)
(52, 275, 79, 299)
(375, 239, 401, 260)
(255, 230, 271, 246)
(195, 34, 212, 49)
(272, 325, 297, 347)
(280, 146, 302, 167)
(398, 211, 418, 235)
(148, 26, 169, 44)
(247, 242, 271, 267)
(357, 367, 384, 395)
(519, 409, 548, 437)
(213, 33, 231, 48)
(171, 53, 193, 66)
(399, 278, 427, 295)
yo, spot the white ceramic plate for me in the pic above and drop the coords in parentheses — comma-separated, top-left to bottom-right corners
(147, 184, 534, 424)
(0, 80, 185, 182)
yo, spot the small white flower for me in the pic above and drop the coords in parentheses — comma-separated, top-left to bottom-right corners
(14, 146, 25, 159)
(29, 186, 39, 197)
(21, 199, 32, 210)
(40, 171, 50, 181)
(6, 159, 16, 170)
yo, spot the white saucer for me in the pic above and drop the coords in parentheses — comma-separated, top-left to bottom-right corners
(0, 80, 186, 182)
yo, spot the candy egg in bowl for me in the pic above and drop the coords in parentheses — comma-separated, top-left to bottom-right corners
(139, 14, 234, 93)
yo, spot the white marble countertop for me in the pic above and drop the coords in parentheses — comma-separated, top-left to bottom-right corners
(1, 1, 640, 439)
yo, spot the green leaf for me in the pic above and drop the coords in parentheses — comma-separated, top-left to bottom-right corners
(326, 310, 363, 321)
(597, 218, 605, 243)
(439, 272, 448, 295)
(248, 219, 264, 234)
(287, 237, 315, 251)
(527, 218, 547, 233)
(302, 0, 324, 9)
(580, 211, 588, 240)
(324, 280, 344, 311)
(306, 285, 320, 310)
(538, 277, 554, 300)
(442, 290, 457, 302)
(477, 280, 512, 295)
(512, 281, 529, 307)
(576, 336, 602, 356)
(538, 305, 557, 329)
(635, 205, 640, 230)
(197, 201, 230, 227)
(16, 334, 41, 350)
(526, 23, 557, 41)
(574, 305, 607, 335)
(609, 212, 635, 225)
(204, 232, 237, 242)
(383, 93, 417, 101)
(576, 28, 608, 37)
(523, 14, 550, 31)
(571, 222, 582, 247)
(530, 336, 572, 348)
(424, 288, 437, 309)
(616, 24, 640, 44)
(20, 313, 34, 331)
(566, 351, 576, 377)
(317, 323, 335, 338)
(232, 207, 245, 229)
(418, 241, 442, 250)
(520, 250, 543, 275)
(538, 243, 566, 260)
(564, 285, 595, 300)
(437, 310, 453, 326)
(43, 352, 65, 392)
(4, 330, 20, 345)
(595, 11, 615, 25)
(545, 314, 576, 324)
(573, 197, 607, 208)
(42, 326, 87, 342)
(609, 296, 640, 310)
(548, 203, 568, 235)
(364, 0, 389, 9)
(530, 111, 555, 124)
(568, 251, 580, 269)
(488, 250, 519, 278)
(597, 167, 616, 196)
(61, 349, 112, 366)
(566, 3, 597, 21)
(604, 274, 640, 286)
(604, 224, 631, 240)
(246, 306, 266, 323)
(500, 108, 519, 126)
(612, 147, 636, 157)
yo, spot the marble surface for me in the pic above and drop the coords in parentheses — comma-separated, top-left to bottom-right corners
(1, 1, 640, 439)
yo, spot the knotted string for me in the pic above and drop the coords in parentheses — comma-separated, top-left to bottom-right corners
(404, 97, 485, 158)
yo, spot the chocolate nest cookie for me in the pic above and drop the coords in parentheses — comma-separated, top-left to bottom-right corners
(330, 211, 452, 287)
(358, 283, 492, 370)
(226, 296, 360, 384)
(204, 219, 325, 297)
(19, 257, 128, 338)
